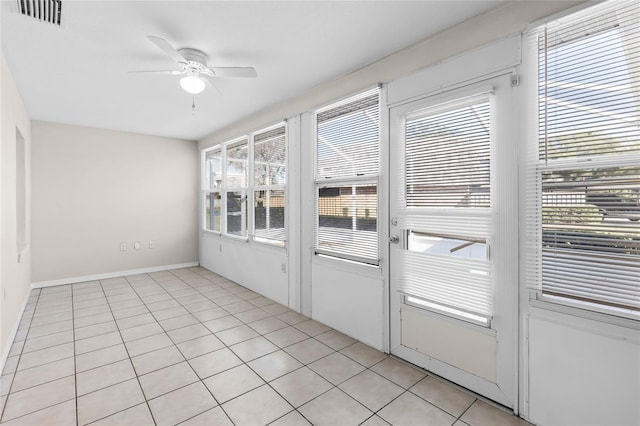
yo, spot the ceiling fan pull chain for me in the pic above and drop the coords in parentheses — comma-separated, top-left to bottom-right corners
(192, 96, 196, 115)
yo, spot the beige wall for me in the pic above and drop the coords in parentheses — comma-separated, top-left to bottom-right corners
(31, 121, 198, 283)
(1, 54, 32, 362)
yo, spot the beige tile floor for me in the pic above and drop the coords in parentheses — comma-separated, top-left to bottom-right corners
(0, 267, 531, 426)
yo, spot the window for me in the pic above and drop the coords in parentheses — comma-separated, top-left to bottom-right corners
(225, 139, 249, 237)
(202, 124, 287, 247)
(528, 1, 640, 316)
(253, 124, 287, 245)
(314, 88, 380, 264)
(203, 148, 222, 232)
(399, 95, 493, 324)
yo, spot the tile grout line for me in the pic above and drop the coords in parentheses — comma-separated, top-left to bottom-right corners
(163, 269, 302, 425)
(160, 270, 237, 425)
(71, 284, 79, 426)
(5, 268, 486, 426)
(0, 289, 41, 423)
(97, 278, 159, 426)
(123, 271, 243, 424)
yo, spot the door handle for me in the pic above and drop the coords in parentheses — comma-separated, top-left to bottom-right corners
(389, 235, 400, 244)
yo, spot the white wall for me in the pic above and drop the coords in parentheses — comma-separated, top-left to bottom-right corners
(195, 2, 640, 424)
(200, 233, 288, 306)
(0, 54, 31, 365)
(31, 121, 199, 284)
(528, 308, 640, 426)
(311, 258, 384, 349)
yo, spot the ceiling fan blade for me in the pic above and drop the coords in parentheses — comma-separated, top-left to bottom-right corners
(127, 69, 183, 75)
(147, 36, 186, 64)
(208, 67, 257, 78)
(202, 75, 224, 96)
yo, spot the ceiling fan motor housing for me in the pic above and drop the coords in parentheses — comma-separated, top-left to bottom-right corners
(178, 48, 209, 71)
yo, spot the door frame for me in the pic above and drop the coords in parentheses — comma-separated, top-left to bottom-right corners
(387, 72, 519, 409)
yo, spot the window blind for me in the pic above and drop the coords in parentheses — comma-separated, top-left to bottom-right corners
(316, 88, 380, 179)
(316, 183, 378, 263)
(531, 0, 640, 314)
(406, 99, 491, 208)
(314, 88, 380, 264)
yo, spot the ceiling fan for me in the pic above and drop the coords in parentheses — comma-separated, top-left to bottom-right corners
(130, 36, 257, 95)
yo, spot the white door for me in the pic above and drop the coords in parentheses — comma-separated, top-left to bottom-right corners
(389, 74, 518, 408)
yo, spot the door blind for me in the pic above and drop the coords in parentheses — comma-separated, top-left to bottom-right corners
(406, 99, 491, 208)
(532, 0, 640, 313)
(396, 95, 494, 322)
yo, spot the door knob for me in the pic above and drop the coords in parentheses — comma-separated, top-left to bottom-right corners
(389, 235, 400, 244)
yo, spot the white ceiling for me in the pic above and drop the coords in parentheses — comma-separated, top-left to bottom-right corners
(1, 1, 502, 141)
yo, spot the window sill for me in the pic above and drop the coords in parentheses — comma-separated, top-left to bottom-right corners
(529, 295, 640, 330)
(312, 252, 382, 279)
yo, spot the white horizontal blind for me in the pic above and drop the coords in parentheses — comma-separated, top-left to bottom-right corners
(397, 251, 492, 318)
(253, 124, 287, 245)
(533, 0, 640, 313)
(395, 96, 494, 320)
(316, 183, 378, 263)
(316, 88, 380, 179)
(406, 99, 491, 208)
(314, 88, 380, 264)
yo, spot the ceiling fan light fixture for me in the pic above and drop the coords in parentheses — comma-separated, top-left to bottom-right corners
(180, 75, 205, 95)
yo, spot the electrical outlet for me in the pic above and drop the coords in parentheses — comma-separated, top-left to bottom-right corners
(134, 241, 141, 250)
(149, 241, 155, 249)
(281, 263, 287, 273)
(120, 243, 126, 251)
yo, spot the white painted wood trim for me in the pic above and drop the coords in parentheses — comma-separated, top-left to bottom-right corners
(0, 292, 30, 374)
(30, 262, 199, 288)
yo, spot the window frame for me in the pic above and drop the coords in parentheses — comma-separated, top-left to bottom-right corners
(525, 0, 640, 321)
(251, 122, 288, 247)
(393, 92, 496, 325)
(201, 123, 288, 248)
(312, 87, 382, 266)
(202, 145, 224, 234)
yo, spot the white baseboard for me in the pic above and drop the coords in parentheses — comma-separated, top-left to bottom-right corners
(30, 262, 200, 289)
(1, 291, 30, 374)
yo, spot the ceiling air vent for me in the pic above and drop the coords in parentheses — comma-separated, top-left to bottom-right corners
(16, 0, 62, 26)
